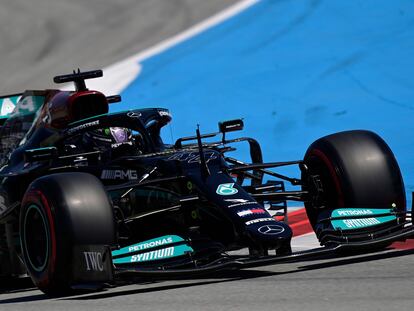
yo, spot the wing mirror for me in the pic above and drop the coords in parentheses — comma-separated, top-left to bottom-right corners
(218, 119, 244, 133)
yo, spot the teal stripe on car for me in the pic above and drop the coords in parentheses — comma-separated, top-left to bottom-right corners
(112, 235, 185, 257)
(330, 208, 397, 230)
(113, 244, 194, 264)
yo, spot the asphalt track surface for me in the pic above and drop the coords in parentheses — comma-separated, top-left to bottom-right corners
(1, 248, 414, 311)
(1, 1, 414, 310)
(0, 0, 236, 94)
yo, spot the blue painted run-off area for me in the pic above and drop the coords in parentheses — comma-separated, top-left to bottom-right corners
(119, 0, 414, 206)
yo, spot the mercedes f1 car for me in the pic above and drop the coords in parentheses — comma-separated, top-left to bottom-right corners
(0, 70, 412, 295)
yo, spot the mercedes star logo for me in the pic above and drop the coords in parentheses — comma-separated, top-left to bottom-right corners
(258, 224, 285, 235)
(127, 111, 142, 118)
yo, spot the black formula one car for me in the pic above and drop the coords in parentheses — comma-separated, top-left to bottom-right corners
(0, 70, 412, 295)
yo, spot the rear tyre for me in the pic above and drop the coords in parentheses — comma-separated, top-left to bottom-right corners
(20, 172, 115, 296)
(302, 130, 405, 229)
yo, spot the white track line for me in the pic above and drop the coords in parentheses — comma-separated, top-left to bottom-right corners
(85, 0, 260, 94)
(292, 232, 320, 251)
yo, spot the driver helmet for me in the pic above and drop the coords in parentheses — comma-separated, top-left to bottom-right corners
(82, 127, 140, 157)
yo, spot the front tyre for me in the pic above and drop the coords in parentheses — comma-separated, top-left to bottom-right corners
(302, 130, 406, 230)
(20, 173, 115, 295)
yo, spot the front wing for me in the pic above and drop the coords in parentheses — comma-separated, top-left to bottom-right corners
(112, 216, 414, 280)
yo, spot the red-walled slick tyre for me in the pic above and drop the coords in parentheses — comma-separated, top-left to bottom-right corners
(20, 172, 115, 296)
(302, 130, 406, 230)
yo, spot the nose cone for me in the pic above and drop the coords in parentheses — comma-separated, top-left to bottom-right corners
(245, 220, 292, 249)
